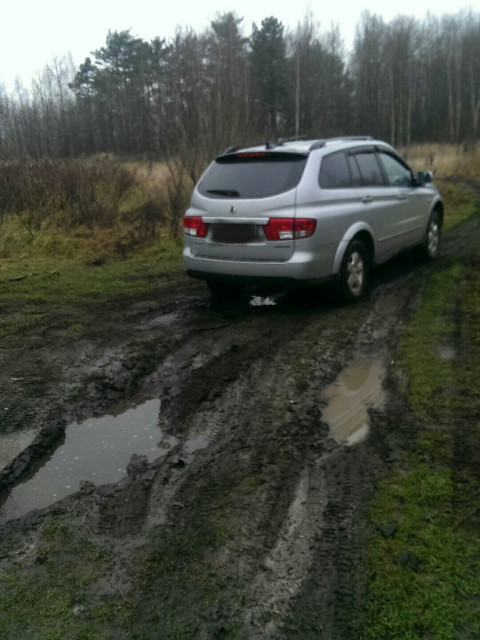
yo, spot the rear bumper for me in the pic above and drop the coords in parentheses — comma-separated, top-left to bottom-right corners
(183, 243, 337, 287)
(186, 269, 334, 288)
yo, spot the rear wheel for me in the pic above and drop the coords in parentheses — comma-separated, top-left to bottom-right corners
(339, 240, 369, 303)
(415, 209, 441, 261)
(206, 281, 244, 300)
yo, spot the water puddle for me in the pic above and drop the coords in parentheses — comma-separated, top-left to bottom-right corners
(0, 429, 37, 472)
(322, 359, 385, 446)
(0, 399, 165, 523)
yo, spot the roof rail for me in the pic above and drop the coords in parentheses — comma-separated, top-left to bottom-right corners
(335, 135, 373, 141)
(224, 135, 373, 156)
(277, 135, 307, 145)
(308, 136, 374, 151)
(324, 135, 373, 143)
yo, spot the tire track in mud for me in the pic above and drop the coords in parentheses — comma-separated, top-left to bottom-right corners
(124, 230, 478, 638)
(1, 208, 479, 638)
(95, 276, 417, 637)
(239, 285, 415, 639)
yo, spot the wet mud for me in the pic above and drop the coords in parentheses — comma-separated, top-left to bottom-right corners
(0, 214, 479, 638)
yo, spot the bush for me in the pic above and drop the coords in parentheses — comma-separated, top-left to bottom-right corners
(0, 157, 135, 230)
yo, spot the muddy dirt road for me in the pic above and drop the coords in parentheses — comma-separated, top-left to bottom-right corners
(0, 215, 478, 639)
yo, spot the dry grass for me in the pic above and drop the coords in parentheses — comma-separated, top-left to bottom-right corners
(126, 161, 172, 186)
(1, 145, 477, 263)
(401, 143, 480, 179)
(126, 160, 194, 198)
(0, 157, 192, 261)
(125, 159, 195, 236)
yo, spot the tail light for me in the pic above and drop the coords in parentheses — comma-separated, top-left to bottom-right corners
(183, 216, 208, 238)
(264, 218, 316, 241)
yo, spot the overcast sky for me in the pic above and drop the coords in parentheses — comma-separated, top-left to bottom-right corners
(1, 0, 476, 92)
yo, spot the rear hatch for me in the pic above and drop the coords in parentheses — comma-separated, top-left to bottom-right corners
(185, 150, 308, 262)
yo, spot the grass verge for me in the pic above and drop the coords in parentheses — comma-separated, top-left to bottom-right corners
(0, 518, 116, 640)
(0, 235, 183, 349)
(358, 250, 480, 639)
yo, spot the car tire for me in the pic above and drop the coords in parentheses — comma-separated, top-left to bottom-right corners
(414, 209, 441, 261)
(339, 239, 369, 303)
(207, 281, 244, 300)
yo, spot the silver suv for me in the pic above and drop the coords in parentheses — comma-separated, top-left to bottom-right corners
(183, 137, 443, 301)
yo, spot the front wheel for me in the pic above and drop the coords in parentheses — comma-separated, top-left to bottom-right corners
(339, 240, 369, 303)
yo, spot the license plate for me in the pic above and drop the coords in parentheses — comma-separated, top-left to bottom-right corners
(212, 224, 258, 243)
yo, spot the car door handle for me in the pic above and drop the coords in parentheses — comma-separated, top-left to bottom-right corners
(362, 196, 373, 204)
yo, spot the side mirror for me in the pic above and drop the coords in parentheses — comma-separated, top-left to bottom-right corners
(417, 170, 433, 186)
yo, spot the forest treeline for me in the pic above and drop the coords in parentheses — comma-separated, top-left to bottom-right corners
(1, 10, 480, 169)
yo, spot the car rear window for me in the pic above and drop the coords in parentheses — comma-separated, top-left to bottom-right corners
(197, 152, 308, 199)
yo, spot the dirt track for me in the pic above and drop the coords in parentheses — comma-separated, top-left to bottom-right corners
(1, 212, 479, 638)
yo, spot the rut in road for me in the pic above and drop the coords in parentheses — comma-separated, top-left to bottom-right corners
(0, 211, 478, 638)
(92, 271, 420, 637)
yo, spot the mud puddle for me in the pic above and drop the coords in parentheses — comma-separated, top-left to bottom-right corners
(323, 359, 385, 446)
(0, 398, 166, 523)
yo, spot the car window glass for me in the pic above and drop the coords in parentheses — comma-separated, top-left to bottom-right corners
(378, 152, 413, 187)
(319, 152, 351, 189)
(197, 154, 307, 199)
(347, 156, 363, 186)
(353, 152, 385, 186)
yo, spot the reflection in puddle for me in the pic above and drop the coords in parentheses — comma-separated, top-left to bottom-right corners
(323, 359, 385, 446)
(0, 430, 37, 471)
(249, 294, 284, 307)
(0, 399, 164, 523)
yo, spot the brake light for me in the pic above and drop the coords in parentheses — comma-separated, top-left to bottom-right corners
(263, 218, 316, 241)
(295, 218, 317, 238)
(183, 216, 208, 238)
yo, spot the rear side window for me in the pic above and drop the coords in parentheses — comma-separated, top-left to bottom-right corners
(197, 152, 307, 199)
(350, 152, 386, 186)
(319, 152, 352, 189)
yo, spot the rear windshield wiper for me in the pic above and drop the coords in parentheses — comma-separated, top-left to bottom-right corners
(206, 189, 240, 197)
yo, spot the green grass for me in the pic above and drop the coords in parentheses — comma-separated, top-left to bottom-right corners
(437, 180, 479, 230)
(359, 250, 480, 639)
(0, 468, 261, 639)
(0, 517, 116, 640)
(397, 266, 459, 419)
(363, 465, 480, 639)
(0, 235, 183, 348)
